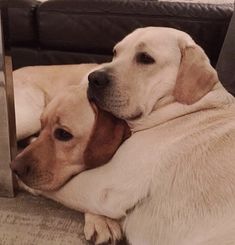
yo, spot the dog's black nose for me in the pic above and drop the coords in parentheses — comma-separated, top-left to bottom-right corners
(10, 158, 31, 178)
(88, 70, 110, 89)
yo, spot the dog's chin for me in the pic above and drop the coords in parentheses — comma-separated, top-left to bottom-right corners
(109, 107, 144, 121)
(88, 87, 127, 110)
(17, 176, 65, 193)
(91, 99, 143, 121)
(17, 177, 41, 196)
(87, 88, 144, 120)
(124, 111, 143, 121)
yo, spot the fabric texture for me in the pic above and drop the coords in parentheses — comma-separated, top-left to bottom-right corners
(0, 192, 89, 245)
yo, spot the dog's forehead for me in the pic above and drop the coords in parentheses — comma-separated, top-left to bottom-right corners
(42, 86, 95, 132)
(57, 104, 95, 136)
(117, 27, 191, 51)
(44, 88, 83, 116)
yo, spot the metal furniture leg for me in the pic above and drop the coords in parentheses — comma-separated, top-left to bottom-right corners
(0, 11, 16, 197)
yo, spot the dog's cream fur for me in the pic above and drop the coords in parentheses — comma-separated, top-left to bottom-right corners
(14, 64, 126, 244)
(35, 27, 235, 245)
(14, 64, 97, 140)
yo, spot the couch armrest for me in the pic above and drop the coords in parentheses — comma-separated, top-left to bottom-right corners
(0, 0, 40, 47)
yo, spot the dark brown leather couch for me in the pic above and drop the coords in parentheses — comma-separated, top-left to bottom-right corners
(1, 0, 234, 94)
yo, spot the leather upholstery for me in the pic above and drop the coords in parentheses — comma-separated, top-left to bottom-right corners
(1, 0, 39, 47)
(2, 0, 234, 71)
(217, 10, 235, 96)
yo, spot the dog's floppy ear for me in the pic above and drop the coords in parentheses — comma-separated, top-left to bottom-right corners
(173, 44, 218, 105)
(83, 107, 131, 169)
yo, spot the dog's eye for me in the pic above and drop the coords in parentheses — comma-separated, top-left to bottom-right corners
(136, 52, 155, 65)
(54, 128, 73, 141)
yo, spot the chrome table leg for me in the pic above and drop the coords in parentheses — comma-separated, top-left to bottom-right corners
(0, 11, 16, 197)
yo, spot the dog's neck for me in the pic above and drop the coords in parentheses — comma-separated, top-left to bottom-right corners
(128, 82, 235, 132)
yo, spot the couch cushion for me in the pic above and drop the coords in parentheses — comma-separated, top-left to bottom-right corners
(38, 0, 234, 66)
(217, 10, 235, 96)
(11, 47, 112, 69)
(2, 0, 40, 47)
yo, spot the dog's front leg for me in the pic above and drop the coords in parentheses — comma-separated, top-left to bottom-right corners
(42, 153, 150, 220)
(84, 213, 122, 245)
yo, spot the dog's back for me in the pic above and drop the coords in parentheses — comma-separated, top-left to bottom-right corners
(123, 103, 235, 245)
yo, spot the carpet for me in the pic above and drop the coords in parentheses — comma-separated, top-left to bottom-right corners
(0, 192, 89, 245)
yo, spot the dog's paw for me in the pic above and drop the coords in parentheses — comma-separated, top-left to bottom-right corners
(84, 213, 122, 245)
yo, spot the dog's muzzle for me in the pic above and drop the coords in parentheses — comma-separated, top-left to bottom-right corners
(87, 70, 112, 102)
(88, 70, 111, 89)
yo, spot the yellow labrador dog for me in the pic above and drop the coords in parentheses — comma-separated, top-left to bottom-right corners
(36, 27, 235, 245)
(12, 83, 130, 191)
(13, 65, 130, 244)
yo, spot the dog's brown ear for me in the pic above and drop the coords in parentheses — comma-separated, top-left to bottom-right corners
(173, 45, 218, 105)
(83, 108, 131, 169)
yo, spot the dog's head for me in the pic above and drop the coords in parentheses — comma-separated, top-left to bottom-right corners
(11, 85, 130, 191)
(87, 27, 218, 120)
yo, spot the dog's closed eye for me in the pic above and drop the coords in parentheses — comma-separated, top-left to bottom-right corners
(54, 128, 73, 141)
(136, 52, 155, 65)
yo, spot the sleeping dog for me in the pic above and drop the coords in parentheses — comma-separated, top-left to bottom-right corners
(13, 27, 235, 245)
(12, 66, 130, 244)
